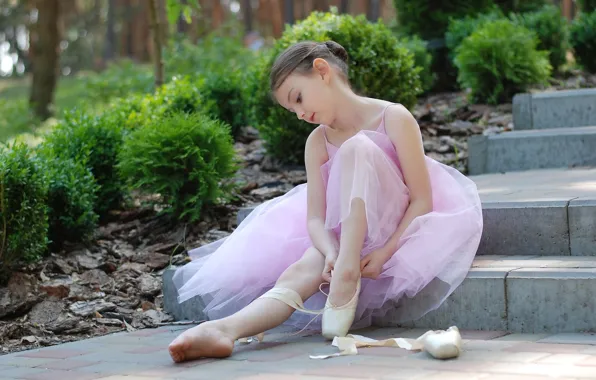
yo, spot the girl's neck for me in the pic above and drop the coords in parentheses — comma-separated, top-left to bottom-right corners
(328, 86, 387, 132)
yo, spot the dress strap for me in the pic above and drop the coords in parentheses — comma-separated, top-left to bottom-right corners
(379, 103, 396, 133)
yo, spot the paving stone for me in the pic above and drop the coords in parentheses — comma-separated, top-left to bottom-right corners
(485, 362, 596, 378)
(503, 342, 595, 354)
(301, 363, 398, 378)
(379, 369, 439, 379)
(415, 372, 489, 380)
(0, 357, 55, 368)
(0, 367, 46, 378)
(33, 359, 100, 370)
(237, 375, 341, 380)
(493, 333, 552, 342)
(534, 353, 593, 365)
(537, 332, 596, 345)
(17, 348, 90, 359)
(18, 369, 106, 380)
(456, 351, 551, 363)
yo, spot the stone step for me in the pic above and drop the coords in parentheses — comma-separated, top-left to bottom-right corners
(467, 126, 596, 175)
(162, 256, 596, 333)
(236, 168, 596, 257)
(513, 88, 596, 130)
(377, 255, 596, 334)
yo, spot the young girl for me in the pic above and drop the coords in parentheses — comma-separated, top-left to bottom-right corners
(168, 40, 483, 363)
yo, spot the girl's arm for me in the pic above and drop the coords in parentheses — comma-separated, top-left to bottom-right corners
(380, 104, 433, 258)
(304, 127, 339, 258)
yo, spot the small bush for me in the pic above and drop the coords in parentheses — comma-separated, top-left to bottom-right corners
(0, 143, 49, 275)
(455, 19, 552, 104)
(446, 8, 506, 60)
(398, 36, 435, 92)
(510, 5, 569, 71)
(193, 69, 250, 139)
(117, 112, 238, 222)
(251, 11, 422, 165)
(569, 10, 596, 73)
(36, 149, 99, 249)
(40, 110, 126, 218)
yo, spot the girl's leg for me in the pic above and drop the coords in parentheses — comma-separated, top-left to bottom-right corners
(168, 246, 326, 363)
(328, 198, 367, 306)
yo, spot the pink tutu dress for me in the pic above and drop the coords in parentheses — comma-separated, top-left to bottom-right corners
(172, 103, 483, 331)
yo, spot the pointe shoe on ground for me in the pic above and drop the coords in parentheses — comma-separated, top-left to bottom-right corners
(421, 326, 462, 359)
(309, 325, 462, 360)
(321, 277, 361, 340)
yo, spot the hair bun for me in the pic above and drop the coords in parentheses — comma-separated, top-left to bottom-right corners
(324, 41, 348, 63)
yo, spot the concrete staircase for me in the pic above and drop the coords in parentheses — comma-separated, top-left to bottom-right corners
(468, 88, 596, 175)
(162, 88, 596, 334)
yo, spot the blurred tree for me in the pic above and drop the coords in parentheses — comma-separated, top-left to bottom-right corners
(29, 0, 61, 120)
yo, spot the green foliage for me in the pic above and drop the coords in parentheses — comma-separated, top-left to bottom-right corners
(577, 0, 596, 12)
(398, 36, 435, 92)
(198, 69, 250, 138)
(165, 0, 200, 26)
(36, 148, 98, 249)
(0, 99, 40, 143)
(393, 0, 495, 40)
(569, 10, 596, 73)
(446, 8, 506, 60)
(251, 11, 422, 165)
(0, 143, 49, 275)
(40, 110, 126, 217)
(84, 60, 154, 102)
(117, 112, 238, 222)
(493, 0, 548, 13)
(454, 19, 552, 104)
(509, 5, 569, 70)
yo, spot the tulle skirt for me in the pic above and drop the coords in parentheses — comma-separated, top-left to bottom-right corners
(172, 130, 483, 331)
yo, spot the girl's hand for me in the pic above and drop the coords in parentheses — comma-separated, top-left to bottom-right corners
(360, 249, 389, 279)
(322, 252, 337, 283)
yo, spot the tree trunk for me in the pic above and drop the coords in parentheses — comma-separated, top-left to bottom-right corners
(340, 0, 350, 13)
(104, 0, 116, 61)
(284, 0, 294, 25)
(148, 0, 164, 88)
(29, 0, 60, 120)
(242, 0, 253, 33)
(367, 0, 380, 21)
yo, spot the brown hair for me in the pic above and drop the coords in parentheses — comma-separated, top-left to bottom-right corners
(269, 40, 349, 92)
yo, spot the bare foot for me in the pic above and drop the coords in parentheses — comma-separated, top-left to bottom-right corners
(168, 321, 234, 363)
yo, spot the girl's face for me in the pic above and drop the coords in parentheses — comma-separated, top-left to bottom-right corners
(274, 59, 336, 126)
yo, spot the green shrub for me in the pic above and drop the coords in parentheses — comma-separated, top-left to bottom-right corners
(36, 149, 99, 249)
(84, 59, 154, 102)
(455, 19, 552, 104)
(398, 36, 435, 92)
(251, 11, 422, 165)
(41, 110, 126, 218)
(510, 5, 569, 71)
(393, 0, 495, 40)
(117, 112, 238, 222)
(446, 8, 506, 60)
(192, 69, 249, 139)
(164, 35, 257, 138)
(569, 10, 596, 73)
(0, 143, 49, 276)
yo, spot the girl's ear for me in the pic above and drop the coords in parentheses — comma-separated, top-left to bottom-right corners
(312, 58, 331, 82)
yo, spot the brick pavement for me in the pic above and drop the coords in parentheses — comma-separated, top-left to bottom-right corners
(2, 325, 596, 379)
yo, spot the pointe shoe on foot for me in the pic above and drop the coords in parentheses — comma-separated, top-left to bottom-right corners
(421, 326, 462, 359)
(321, 277, 361, 340)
